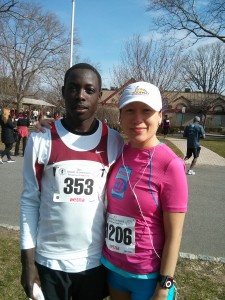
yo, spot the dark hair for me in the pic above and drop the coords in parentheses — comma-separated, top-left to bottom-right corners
(64, 63, 102, 91)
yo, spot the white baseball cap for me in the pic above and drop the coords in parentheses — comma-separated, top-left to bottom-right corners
(119, 81, 162, 111)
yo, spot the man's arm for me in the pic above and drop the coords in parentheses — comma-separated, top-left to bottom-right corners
(20, 134, 45, 298)
(201, 126, 206, 139)
(21, 248, 41, 299)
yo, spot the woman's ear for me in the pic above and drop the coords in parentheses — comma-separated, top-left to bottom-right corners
(158, 112, 162, 126)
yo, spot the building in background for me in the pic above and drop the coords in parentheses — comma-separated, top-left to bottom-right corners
(100, 81, 225, 130)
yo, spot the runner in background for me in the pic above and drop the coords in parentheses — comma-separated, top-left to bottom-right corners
(183, 116, 205, 175)
(162, 114, 171, 138)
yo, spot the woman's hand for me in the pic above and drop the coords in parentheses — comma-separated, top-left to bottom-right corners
(150, 284, 168, 300)
(34, 118, 54, 133)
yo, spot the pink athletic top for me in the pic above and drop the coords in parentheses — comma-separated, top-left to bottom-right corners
(102, 142, 188, 275)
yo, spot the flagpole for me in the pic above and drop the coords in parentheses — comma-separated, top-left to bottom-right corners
(70, 0, 75, 67)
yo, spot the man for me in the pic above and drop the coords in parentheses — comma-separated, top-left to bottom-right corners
(14, 111, 30, 156)
(183, 116, 205, 175)
(162, 114, 170, 138)
(20, 63, 124, 300)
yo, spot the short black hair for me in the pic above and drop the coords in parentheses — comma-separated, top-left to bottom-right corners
(64, 63, 102, 90)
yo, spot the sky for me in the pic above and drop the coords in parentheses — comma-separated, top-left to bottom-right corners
(36, 0, 154, 88)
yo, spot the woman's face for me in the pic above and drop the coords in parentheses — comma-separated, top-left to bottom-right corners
(120, 102, 162, 149)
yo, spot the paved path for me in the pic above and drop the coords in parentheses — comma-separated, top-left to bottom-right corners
(167, 137, 225, 261)
(180, 165, 225, 261)
(167, 137, 225, 166)
(0, 138, 225, 260)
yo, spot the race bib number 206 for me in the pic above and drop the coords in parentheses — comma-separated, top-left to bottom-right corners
(106, 213, 135, 254)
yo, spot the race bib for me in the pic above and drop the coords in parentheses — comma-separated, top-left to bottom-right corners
(52, 163, 99, 203)
(106, 213, 135, 254)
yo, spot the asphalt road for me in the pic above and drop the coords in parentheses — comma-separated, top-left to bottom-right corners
(0, 154, 224, 260)
(180, 164, 225, 259)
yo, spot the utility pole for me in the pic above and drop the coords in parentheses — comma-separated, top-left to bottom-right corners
(70, 0, 75, 67)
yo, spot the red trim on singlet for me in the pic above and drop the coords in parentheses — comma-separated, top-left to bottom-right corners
(48, 122, 109, 166)
(35, 161, 44, 191)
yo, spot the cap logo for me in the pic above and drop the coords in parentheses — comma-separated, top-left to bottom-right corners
(132, 86, 149, 95)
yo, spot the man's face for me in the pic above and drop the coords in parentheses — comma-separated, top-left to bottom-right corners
(62, 68, 101, 124)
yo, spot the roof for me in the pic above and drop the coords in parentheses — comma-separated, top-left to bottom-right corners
(100, 78, 136, 106)
(0, 95, 56, 107)
(99, 79, 225, 111)
(22, 97, 55, 107)
(163, 91, 225, 102)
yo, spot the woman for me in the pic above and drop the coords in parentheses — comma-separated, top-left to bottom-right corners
(0, 108, 16, 163)
(101, 82, 188, 300)
(14, 111, 30, 156)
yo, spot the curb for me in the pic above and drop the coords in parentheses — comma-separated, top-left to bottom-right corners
(179, 252, 225, 263)
(0, 223, 20, 231)
(1, 224, 225, 264)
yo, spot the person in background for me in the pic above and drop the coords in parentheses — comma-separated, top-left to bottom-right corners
(14, 111, 30, 156)
(20, 63, 123, 300)
(0, 108, 16, 163)
(162, 114, 171, 138)
(183, 116, 205, 175)
(54, 112, 60, 120)
(101, 82, 188, 300)
(33, 109, 39, 122)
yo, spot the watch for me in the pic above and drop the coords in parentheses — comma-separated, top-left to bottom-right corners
(158, 274, 174, 289)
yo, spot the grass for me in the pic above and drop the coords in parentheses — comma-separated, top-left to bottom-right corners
(0, 228, 25, 299)
(201, 139, 225, 158)
(159, 133, 225, 158)
(159, 137, 184, 158)
(0, 227, 224, 300)
(124, 133, 225, 159)
(122, 133, 184, 158)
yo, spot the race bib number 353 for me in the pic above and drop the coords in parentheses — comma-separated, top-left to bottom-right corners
(53, 164, 98, 203)
(106, 213, 135, 254)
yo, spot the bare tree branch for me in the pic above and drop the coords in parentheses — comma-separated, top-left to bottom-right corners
(0, 0, 18, 13)
(111, 34, 184, 92)
(180, 42, 225, 94)
(147, 0, 225, 43)
(179, 42, 225, 123)
(0, 1, 80, 111)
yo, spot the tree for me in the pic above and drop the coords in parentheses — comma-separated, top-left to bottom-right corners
(180, 42, 225, 126)
(0, 1, 79, 111)
(96, 106, 120, 131)
(180, 42, 225, 94)
(147, 0, 225, 44)
(38, 55, 72, 115)
(111, 34, 184, 92)
(0, 0, 18, 16)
